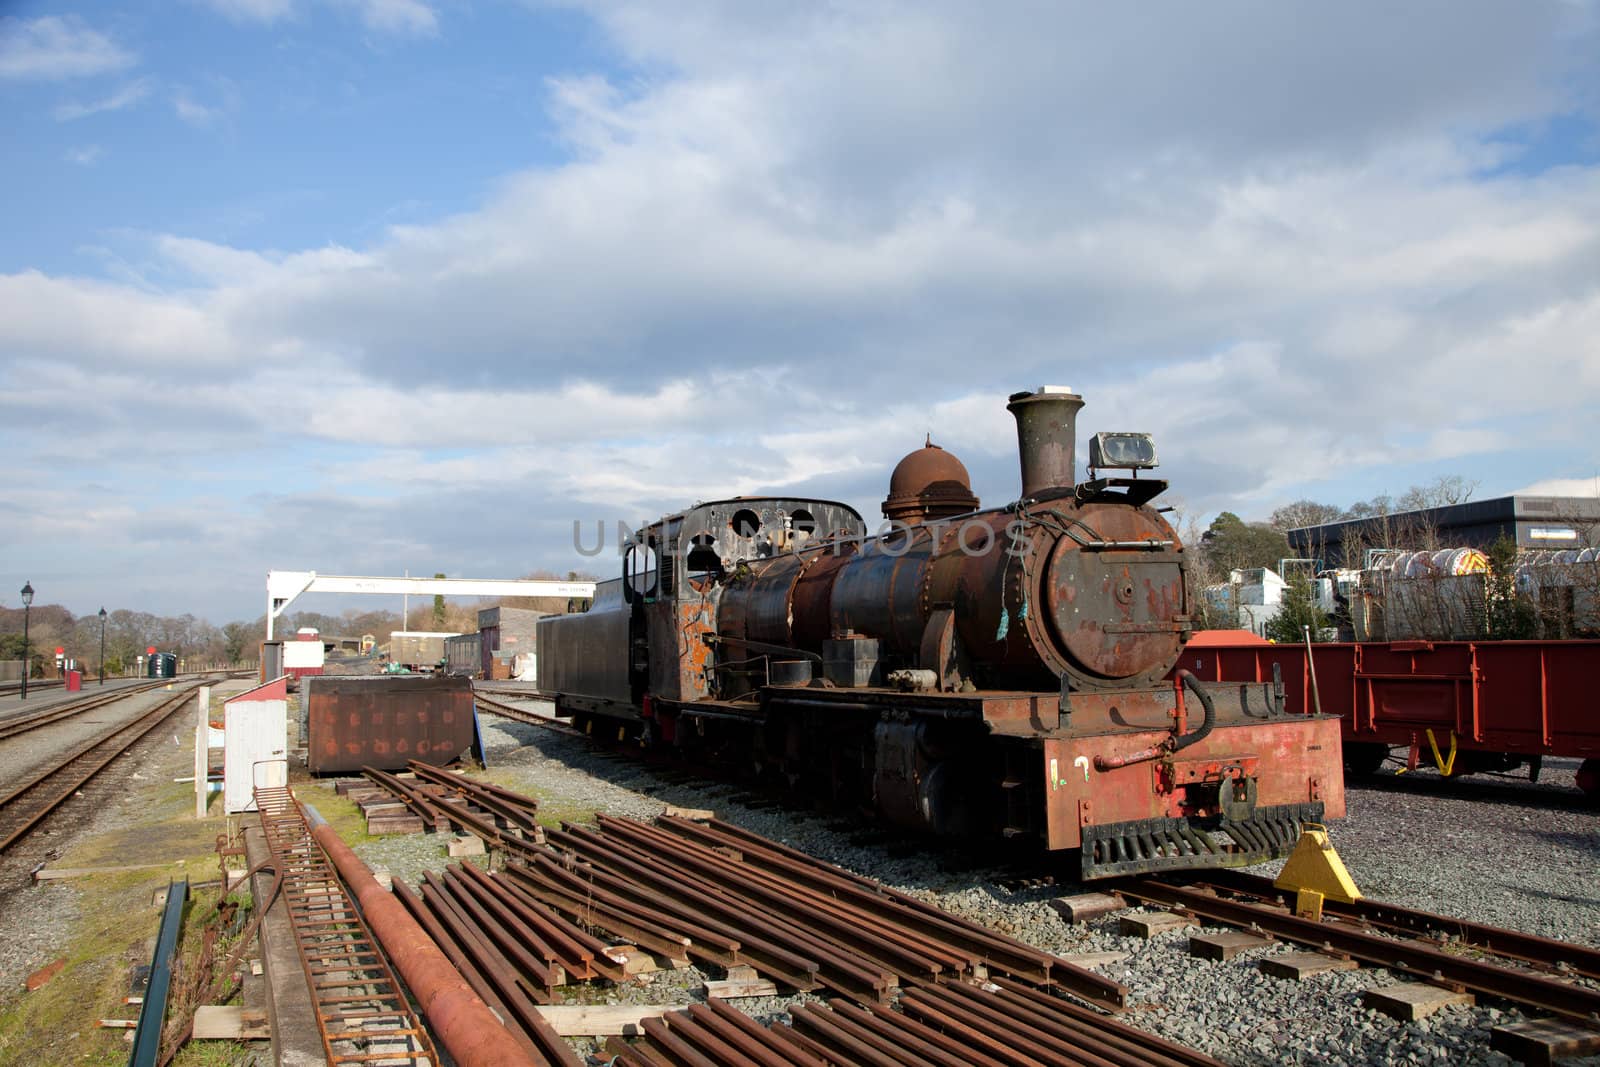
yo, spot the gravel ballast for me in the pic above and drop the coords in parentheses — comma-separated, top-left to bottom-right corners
(467, 693, 1599, 1066)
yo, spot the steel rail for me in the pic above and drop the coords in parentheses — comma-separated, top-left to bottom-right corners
(1118, 878, 1600, 1023)
(655, 815, 1128, 1010)
(0, 687, 199, 852)
(470, 694, 581, 736)
(127, 879, 188, 1067)
(1185, 868, 1600, 982)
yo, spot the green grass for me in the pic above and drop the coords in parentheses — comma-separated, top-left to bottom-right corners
(0, 775, 248, 1065)
(473, 767, 599, 830)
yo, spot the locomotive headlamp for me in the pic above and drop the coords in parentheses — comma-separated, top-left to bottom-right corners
(1088, 432, 1158, 472)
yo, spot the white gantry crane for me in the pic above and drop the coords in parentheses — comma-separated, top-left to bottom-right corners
(265, 570, 597, 639)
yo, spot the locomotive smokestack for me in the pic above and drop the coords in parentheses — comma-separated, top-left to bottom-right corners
(1007, 386, 1085, 498)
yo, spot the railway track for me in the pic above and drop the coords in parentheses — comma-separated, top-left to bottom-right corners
(1113, 873, 1600, 1024)
(0, 679, 175, 742)
(470, 683, 1600, 1036)
(0, 684, 199, 853)
(472, 691, 581, 736)
(0, 678, 64, 697)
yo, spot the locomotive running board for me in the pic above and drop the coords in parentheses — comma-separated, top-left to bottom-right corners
(1080, 802, 1323, 880)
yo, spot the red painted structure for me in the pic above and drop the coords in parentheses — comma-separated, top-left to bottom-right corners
(1176, 635, 1600, 795)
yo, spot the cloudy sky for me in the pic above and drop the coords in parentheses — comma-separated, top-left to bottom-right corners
(4, 1, 1600, 625)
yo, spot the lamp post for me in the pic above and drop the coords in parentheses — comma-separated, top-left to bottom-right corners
(98, 607, 107, 686)
(19, 581, 33, 700)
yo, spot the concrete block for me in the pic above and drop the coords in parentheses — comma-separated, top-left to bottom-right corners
(1490, 1018, 1600, 1066)
(1363, 982, 1473, 1021)
(1058, 951, 1129, 969)
(1260, 951, 1360, 980)
(448, 833, 486, 857)
(1188, 931, 1272, 961)
(1048, 892, 1126, 924)
(1119, 911, 1193, 938)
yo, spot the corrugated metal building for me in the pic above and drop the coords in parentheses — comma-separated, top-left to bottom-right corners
(1288, 495, 1600, 568)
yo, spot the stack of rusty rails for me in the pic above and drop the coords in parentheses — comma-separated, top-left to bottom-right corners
(0, 687, 198, 853)
(501, 850, 752, 976)
(1187, 868, 1600, 983)
(360, 765, 542, 845)
(600, 988, 1221, 1067)
(375, 766, 1128, 1012)
(603, 996, 824, 1067)
(254, 784, 440, 1066)
(390, 873, 583, 1066)
(1116, 878, 1600, 1023)
(654, 815, 1127, 1011)
(406, 760, 543, 838)
(586, 813, 1128, 1011)
(543, 818, 904, 1002)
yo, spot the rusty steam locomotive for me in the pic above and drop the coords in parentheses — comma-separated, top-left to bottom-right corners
(538, 387, 1345, 877)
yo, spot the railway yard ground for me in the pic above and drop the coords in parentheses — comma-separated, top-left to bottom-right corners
(0, 679, 1596, 1066)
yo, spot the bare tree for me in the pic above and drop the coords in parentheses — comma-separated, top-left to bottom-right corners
(1269, 500, 1345, 533)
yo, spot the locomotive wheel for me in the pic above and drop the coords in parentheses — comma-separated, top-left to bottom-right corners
(1343, 741, 1390, 779)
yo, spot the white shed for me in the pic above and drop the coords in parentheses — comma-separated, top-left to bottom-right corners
(224, 676, 288, 813)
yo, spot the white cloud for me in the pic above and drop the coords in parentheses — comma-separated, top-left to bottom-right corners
(7, 2, 1600, 620)
(1514, 477, 1600, 497)
(174, 89, 222, 126)
(346, 0, 437, 36)
(0, 15, 136, 80)
(54, 78, 151, 121)
(194, 0, 297, 24)
(63, 145, 104, 166)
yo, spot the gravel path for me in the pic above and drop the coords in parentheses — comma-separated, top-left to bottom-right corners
(462, 695, 1600, 1067)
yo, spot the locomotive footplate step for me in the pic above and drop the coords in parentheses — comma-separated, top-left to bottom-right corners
(1490, 1018, 1600, 1066)
(1363, 982, 1474, 1021)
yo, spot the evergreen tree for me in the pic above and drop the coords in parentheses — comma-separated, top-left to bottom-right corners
(1265, 573, 1328, 644)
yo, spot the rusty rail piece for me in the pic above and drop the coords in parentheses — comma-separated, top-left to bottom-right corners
(361, 763, 543, 846)
(406, 760, 543, 835)
(387, 760, 1128, 1011)
(1118, 878, 1600, 1023)
(0, 687, 198, 853)
(388, 878, 560, 1065)
(1190, 868, 1600, 982)
(0, 678, 175, 741)
(656, 814, 1126, 1007)
(606, 988, 1219, 1067)
(255, 788, 446, 1065)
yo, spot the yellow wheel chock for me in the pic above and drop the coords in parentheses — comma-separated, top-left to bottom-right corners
(1273, 823, 1361, 921)
(1424, 728, 1458, 776)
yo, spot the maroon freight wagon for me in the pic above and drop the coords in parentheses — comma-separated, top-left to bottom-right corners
(1176, 633, 1600, 798)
